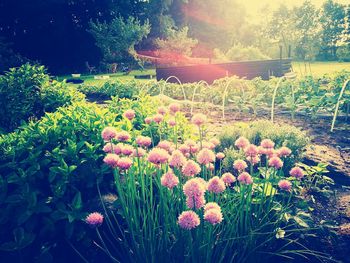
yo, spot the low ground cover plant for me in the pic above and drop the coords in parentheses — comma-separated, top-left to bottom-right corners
(82, 105, 328, 263)
(78, 80, 143, 100)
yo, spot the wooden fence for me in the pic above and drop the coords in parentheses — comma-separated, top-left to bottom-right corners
(156, 59, 292, 84)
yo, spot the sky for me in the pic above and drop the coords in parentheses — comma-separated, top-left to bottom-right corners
(241, 0, 349, 20)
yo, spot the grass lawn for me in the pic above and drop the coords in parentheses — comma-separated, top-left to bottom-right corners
(57, 69, 156, 86)
(292, 61, 350, 77)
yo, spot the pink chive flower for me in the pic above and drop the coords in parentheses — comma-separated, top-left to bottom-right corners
(196, 177, 208, 190)
(278, 179, 292, 192)
(178, 211, 200, 230)
(197, 148, 216, 165)
(186, 195, 206, 209)
(136, 136, 152, 148)
(204, 209, 223, 225)
(289, 167, 304, 179)
(103, 154, 119, 168)
(123, 109, 135, 120)
(185, 139, 197, 147)
(216, 152, 225, 160)
(233, 160, 248, 172)
(260, 139, 275, 149)
(277, 146, 292, 158)
(117, 157, 133, 170)
(258, 146, 267, 155)
(157, 106, 167, 115)
(121, 144, 134, 156)
(244, 144, 259, 157)
(169, 103, 181, 114)
(246, 155, 260, 165)
(182, 160, 201, 177)
(191, 113, 207, 126)
(209, 138, 220, 147)
(207, 176, 226, 194)
(101, 127, 117, 141)
(237, 172, 253, 185)
(153, 114, 164, 124)
(169, 150, 186, 168)
(268, 156, 284, 169)
(132, 147, 146, 158)
(157, 140, 173, 152)
(265, 148, 275, 159)
(201, 141, 216, 150)
(179, 144, 190, 155)
(235, 136, 250, 149)
(145, 117, 152, 124)
(168, 119, 176, 127)
(113, 143, 123, 155)
(204, 202, 221, 212)
(147, 148, 170, 165)
(185, 140, 199, 154)
(221, 172, 236, 185)
(161, 171, 179, 189)
(183, 178, 207, 197)
(103, 143, 117, 153)
(85, 212, 104, 227)
(206, 163, 215, 171)
(116, 131, 131, 142)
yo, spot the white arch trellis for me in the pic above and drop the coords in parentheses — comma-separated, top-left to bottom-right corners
(331, 79, 350, 132)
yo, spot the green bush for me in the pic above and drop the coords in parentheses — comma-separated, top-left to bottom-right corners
(0, 102, 124, 259)
(218, 120, 309, 173)
(0, 64, 48, 131)
(41, 81, 86, 112)
(0, 64, 86, 132)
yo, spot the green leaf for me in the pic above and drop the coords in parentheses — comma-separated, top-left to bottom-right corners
(293, 216, 309, 228)
(72, 191, 82, 210)
(264, 183, 277, 196)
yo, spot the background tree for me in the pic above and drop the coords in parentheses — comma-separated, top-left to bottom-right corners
(319, 0, 346, 60)
(155, 26, 198, 64)
(88, 17, 150, 67)
(293, 1, 321, 61)
(264, 4, 297, 57)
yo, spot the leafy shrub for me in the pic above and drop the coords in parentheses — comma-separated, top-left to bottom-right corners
(218, 120, 309, 173)
(41, 81, 86, 112)
(0, 101, 135, 260)
(0, 64, 86, 132)
(0, 64, 48, 131)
